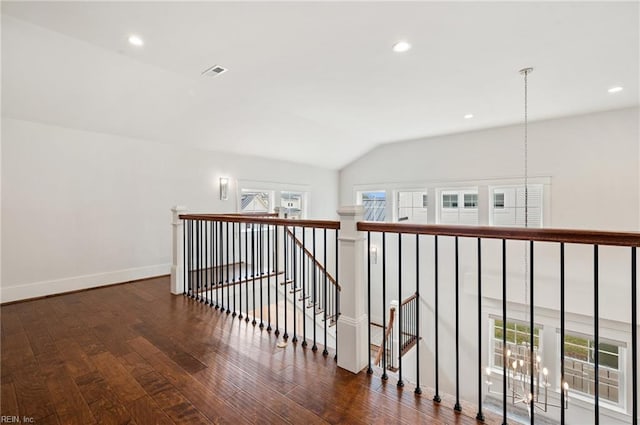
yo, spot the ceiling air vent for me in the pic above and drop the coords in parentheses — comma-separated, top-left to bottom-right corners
(202, 65, 228, 77)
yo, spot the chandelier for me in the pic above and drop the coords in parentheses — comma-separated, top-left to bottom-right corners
(485, 343, 569, 414)
(484, 67, 569, 417)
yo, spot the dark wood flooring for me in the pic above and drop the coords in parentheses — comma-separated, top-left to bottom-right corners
(1, 276, 500, 424)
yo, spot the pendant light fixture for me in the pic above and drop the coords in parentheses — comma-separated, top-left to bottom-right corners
(485, 67, 569, 416)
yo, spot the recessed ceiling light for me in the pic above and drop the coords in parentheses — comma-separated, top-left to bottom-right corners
(128, 35, 144, 47)
(608, 86, 623, 94)
(464, 114, 474, 119)
(392, 41, 411, 53)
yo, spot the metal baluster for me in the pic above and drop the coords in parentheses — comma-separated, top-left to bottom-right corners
(259, 224, 264, 328)
(204, 221, 209, 304)
(267, 224, 272, 332)
(312, 228, 318, 351)
(220, 221, 224, 309)
(415, 234, 422, 395)
(187, 220, 192, 296)
(502, 239, 508, 425)
(196, 220, 201, 301)
(284, 226, 289, 340)
(454, 236, 461, 412)
(476, 238, 484, 421)
(335, 228, 339, 361)
(183, 219, 187, 296)
(398, 233, 404, 388)
(252, 223, 257, 326)
(275, 225, 280, 335)
(245, 223, 249, 322)
(594, 245, 600, 425)
(323, 229, 329, 356)
(530, 240, 535, 423)
(302, 228, 307, 347)
(382, 232, 388, 380)
(208, 221, 216, 307)
(292, 227, 298, 343)
(226, 221, 231, 314)
(560, 242, 565, 425)
(239, 223, 244, 319)
(367, 231, 373, 374)
(434, 235, 441, 403)
(632, 246, 638, 425)
(232, 222, 237, 316)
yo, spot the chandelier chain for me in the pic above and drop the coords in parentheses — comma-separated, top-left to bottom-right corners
(519, 67, 533, 319)
(524, 69, 529, 229)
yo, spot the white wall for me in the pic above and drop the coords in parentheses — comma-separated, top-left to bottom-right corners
(341, 107, 639, 232)
(339, 107, 640, 423)
(1, 117, 338, 302)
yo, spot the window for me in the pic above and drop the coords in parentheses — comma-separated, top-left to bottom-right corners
(280, 191, 304, 219)
(439, 189, 478, 225)
(564, 334, 621, 403)
(492, 319, 541, 369)
(490, 185, 543, 228)
(464, 194, 478, 208)
(240, 190, 271, 213)
(397, 190, 427, 223)
(494, 192, 505, 209)
(442, 194, 458, 208)
(359, 191, 386, 222)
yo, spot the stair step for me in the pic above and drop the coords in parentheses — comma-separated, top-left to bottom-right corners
(298, 296, 310, 301)
(279, 280, 294, 286)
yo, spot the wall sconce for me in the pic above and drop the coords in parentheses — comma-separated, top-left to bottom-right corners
(370, 245, 378, 264)
(219, 177, 229, 201)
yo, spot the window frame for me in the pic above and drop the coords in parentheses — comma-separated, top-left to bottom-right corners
(561, 332, 624, 407)
(437, 188, 479, 225)
(395, 189, 428, 223)
(489, 184, 544, 228)
(239, 189, 274, 214)
(442, 193, 459, 209)
(464, 193, 478, 209)
(490, 317, 543, 373)
(493, 192, 505, 209)
(357, 190, 387, 222)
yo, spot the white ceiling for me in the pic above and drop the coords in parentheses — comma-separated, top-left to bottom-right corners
(2, 1, 638, 169)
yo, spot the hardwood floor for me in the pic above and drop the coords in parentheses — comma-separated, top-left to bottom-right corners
(1, 277, 500, 424)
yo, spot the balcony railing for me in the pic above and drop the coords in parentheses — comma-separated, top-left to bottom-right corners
(358, 220, 640, 424)
(171, 206, 640, 424)
(173, 211, 340, 356)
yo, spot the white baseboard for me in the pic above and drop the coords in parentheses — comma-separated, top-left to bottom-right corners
(0, 263, 171, 303)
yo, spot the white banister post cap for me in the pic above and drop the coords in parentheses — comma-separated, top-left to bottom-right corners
(337, 205, 364, 217)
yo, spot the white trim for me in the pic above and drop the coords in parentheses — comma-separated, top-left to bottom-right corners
(0, 263, 171, 303)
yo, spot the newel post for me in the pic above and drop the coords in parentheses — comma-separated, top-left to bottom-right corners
(336, 206, 368, 373)
(171, 206, 187, 295)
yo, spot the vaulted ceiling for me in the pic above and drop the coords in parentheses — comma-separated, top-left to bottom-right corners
(2, 1, 638, 169)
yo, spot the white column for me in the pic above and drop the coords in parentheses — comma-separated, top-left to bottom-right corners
(336, 205, 368, 374)
(171, 206, 187, 295)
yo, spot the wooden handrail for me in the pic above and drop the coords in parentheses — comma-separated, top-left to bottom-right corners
(285, 228, 341, 291)
(401, 293, 418, 307)
(180, 213, 340, 230)
(357, 222, 640, 247)
(222, 212, 279, 217)
(374, 307, 395, 367)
